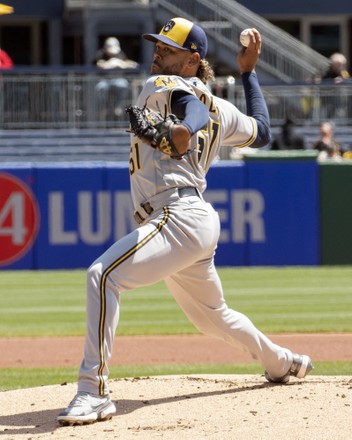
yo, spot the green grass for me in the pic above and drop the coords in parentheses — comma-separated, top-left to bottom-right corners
(0, 267, 352, 336)
(0, 362, 350, 392)
(0, 267, 351, 390)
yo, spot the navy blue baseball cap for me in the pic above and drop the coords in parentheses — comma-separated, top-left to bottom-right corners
(143, 17, 208, 59)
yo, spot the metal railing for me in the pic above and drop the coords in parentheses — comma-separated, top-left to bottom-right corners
(65, 0, 330, 82)
(0, 71, 146, 129)
(152, 0, 330, 82)
(0, 71, 352, 129)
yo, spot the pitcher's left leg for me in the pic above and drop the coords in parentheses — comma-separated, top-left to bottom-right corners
(165, 260, 293, 379)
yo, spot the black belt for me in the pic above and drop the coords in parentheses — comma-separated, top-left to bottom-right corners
(134, 187, 199, 224)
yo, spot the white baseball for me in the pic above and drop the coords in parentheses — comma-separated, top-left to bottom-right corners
(240, 29, 251, 47)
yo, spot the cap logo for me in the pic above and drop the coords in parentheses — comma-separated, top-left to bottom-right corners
(142, 17, 208, 59)
(163, 20, 176, 33)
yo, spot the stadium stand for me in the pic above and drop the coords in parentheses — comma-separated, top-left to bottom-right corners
(1, 126, 351, 162)
(0, 129, 131, 162)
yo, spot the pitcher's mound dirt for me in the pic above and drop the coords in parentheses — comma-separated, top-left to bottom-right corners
(1, 375, 351, 440)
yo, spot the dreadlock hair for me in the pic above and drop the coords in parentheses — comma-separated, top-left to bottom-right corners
(197, 59, 215, 84)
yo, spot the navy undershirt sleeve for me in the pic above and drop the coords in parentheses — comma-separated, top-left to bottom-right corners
(171, 91, 209, 135)
(241, 72, 271, 147)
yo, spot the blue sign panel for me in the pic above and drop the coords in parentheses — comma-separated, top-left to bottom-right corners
(0, 160, 320, 270)
(205, 161, 247, 266)
(35, 163, 112, 269)
(245, 160, 319, 265)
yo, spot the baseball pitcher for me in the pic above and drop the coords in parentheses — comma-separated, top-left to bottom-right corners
(58, 17, 313, 426)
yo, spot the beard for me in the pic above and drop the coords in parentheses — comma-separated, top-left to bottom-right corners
(151, 60, 185, 76)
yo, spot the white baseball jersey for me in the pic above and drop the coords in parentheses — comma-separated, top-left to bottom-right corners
(130, 74, 257, 212)
(77, 73, 294, 398)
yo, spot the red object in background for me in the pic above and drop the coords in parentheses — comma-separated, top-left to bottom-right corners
(0, 172, 40, 265)
(0, 48, 14, 69)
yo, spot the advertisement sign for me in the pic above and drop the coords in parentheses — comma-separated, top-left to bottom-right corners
(0, 160, 319, 269)
(0, 169, 39, 269)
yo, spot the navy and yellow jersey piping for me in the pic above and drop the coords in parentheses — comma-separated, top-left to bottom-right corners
(97, 207, 170, 395)
(236, 117, 257, 148)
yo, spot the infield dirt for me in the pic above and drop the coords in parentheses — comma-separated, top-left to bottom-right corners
(1, 333, 352, 368)
(1, 334, 352, 439)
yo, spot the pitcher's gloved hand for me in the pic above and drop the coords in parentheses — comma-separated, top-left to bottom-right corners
(126, 105, 184, 159)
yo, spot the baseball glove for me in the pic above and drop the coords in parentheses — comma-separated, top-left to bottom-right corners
(126, 105, 183, 159)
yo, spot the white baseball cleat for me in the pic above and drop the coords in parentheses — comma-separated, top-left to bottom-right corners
(265, 354, 313, 384)
(57, 391, 116, 426)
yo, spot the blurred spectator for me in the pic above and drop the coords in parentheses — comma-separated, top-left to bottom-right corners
(271, 117, 306, 150)
(322, 53, 350, 84)
(94, 37, 139, 70)
(93, 37, 139, 119)
(303, 53, 351, 120)
(313, 121, 343, 161)
(315, 53, 351, 119)
(317, 143, 343, 162)
(0, 48, 14, 69)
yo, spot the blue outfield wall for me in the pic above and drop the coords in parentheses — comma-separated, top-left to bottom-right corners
(0, 159, 319, 269)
